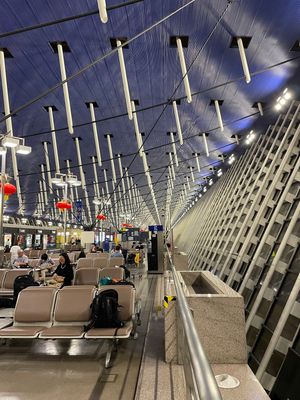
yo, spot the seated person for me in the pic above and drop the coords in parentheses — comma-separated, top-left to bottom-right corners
(52, 253, 74, 287)
(77, 249, 86, 259)
(111, 245, 123, 257)
(98, 248, 104, 253)
(38, 253, 55, 270)
(13, 249, 29, 268)
(90, 244, 97, 253)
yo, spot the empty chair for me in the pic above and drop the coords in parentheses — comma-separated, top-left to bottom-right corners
(74, 268, 99, 286)
(86, 253, 98, 259)
(67, 252, 76, 263)
(85, 285, 135, 339)
(76, 258, 93, 269)
(108, 257, 124, 268)
(0, 269, 31, 296)
(99, 267, 124, 281)
(0, 287, 58, 338)
(93, 258, 108, 269)
(39, 286, 96, 338)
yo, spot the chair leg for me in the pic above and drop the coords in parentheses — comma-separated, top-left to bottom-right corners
(105, 340, 114, 368)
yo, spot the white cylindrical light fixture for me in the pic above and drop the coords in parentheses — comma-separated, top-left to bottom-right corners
(48, 106, 60, 173)
(257, 101, 264, 116)
(131, 101, 143, 156)
(57, 43, 74, 134)
(176, 37, 192, 103)
(172, 101, 183, 145)
(237, 37, 251, 84)
(195, 153, 201, 172)
(214, 100, 224, 132)
(97, 0, 108, 23)
(105, 134, 116, 183)
(203, 133, 209, 157)
(190, 166, 195, 182)
(170, 132, 179, 166)
(89, 102, 102, 166)
(116, 39, 133, 120)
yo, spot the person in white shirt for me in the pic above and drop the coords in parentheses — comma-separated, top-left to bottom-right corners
(13, 250, 29, 268)
(10, 245, 21, 263)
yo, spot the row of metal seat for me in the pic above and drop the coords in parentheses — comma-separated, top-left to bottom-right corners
(0, 269, 30, 297)
(74, 267, 124, 285)
(77, 257, 124, 269)
(0, 285, 137, 367)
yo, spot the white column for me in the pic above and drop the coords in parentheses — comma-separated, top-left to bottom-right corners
(40, 164, 48, 204)
(170, 132, 179, 166)
(97, 0, 108, 23)
(131, 101, 143, 156)
(48, 106, 60, 173)
(43, 142, 53, 194)
(92, 156, 100, 198)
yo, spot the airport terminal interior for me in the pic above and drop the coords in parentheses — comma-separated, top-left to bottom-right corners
(0, 0, 299, 399)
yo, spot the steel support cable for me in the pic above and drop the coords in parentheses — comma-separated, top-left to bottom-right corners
(21, 143, 233, 198)
(0, 0, 196, 126)
(0, 1, 144, 39)
(66, 0, 232, 225)
(125, 0, 233, 222)
(17, 56, 300, 140)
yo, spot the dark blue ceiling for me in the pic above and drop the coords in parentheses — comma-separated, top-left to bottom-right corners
(0, 0, 299, 220)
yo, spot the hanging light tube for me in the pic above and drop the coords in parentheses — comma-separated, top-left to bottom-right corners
(176, 37, 192, 103)
(57, 43, 74, 134)
(97, 0, 108, 23)
(43, 142, 53, 193)
(116, 39, 133, 120)
(190, 167, 195, 182)
(65, 159, 74, 202)
(170, 132, 179, 166)
(237, 37, 251, 84)
(89, 103, 102, 166)
(186, 175, 190, 190)
(168, 153, 176, 181)
(117, 154, 126, 194)
(257, 101, 264, 116)
(103, 169, 109, 197)
(172, 101, 183, 145)
(214, 100, 224, 132)
(106, 134, 116, 183)
(131, 101, 143, 156)
(40, 164, 48, 205)
(0, 50, 24, 212)
(39, 180, 45, 212)
(48, 106, 60, 173)
(203, 133, 210, 157)
(92, 156, 100, 198)
(195, 153, 201, 172)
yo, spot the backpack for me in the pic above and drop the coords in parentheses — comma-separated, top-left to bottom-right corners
(109, 280, 135, 288)
(13, 274, 39, 301)
(84, 289, 124, 332)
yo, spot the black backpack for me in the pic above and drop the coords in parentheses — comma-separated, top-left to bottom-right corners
(13, 274, 39, 301)
(84, 289, 124, 332)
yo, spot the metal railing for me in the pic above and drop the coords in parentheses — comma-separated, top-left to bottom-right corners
(166, 248, 222, 400)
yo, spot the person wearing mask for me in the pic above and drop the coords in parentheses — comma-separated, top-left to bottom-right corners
(52, 253, 74, 287)
(111, 245, 123, 257)
(13, 249, 29, 268)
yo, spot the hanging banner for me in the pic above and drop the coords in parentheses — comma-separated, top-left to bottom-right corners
(74, 200, 83, 223)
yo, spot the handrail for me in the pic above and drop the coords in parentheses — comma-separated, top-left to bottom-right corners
(166, 248, 222, 400)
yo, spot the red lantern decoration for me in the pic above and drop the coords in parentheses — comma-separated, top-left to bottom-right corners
(0, 182, 17, 201)
(96, 214, 106, 221)
(55, 200, 72, 210)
